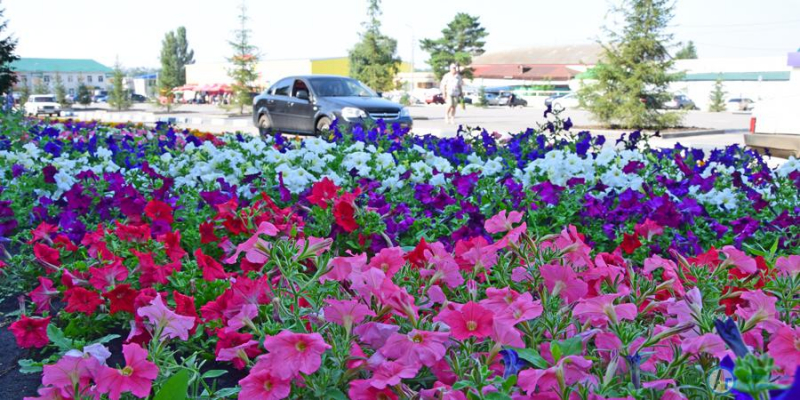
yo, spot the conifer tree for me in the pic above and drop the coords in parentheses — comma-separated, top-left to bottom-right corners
(708, 77, 726, 112)
(227, 1, 260, 114)
(348, 0, 400, 92)
(108, 59, 131, 111)
(54, 72, 67, 106)
(0, 5, 18, 95)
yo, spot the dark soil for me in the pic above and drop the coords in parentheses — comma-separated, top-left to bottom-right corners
(0, 295, 43, 399)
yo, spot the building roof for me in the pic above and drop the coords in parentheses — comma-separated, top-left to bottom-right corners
(472, 44, 603, 65)
(471, 64, 580, 81)
(11, 58, 113, 73)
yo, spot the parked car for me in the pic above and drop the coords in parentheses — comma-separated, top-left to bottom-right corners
(485, 92, 501, 106)
(253, 75, 412, 136)
(552, 93, 580, 109)
(426, 93, 445, 105)
(544, 92, 569, 107)
(130, 93, 147, 102)
(663, 94, 696, 110)
(93, 91, 108, 103)
(497, 93, 527, 107)
(24, 95, 61, 117)
(744, 95, 800, 158)
(727, 98, 755, 112)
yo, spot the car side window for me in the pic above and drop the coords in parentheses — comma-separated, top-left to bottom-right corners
(291, 80, 309, 98)
(272, 79, 292, 96)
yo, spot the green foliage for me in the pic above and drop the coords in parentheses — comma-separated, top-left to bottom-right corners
(175, 27, 194, 86)
(675, 40, 698, 59)
(475, 85, 487, 107)
(108, 59, 132, 111)
(154, 370, 190, 400)
(578, 0, 683, 129)
(159, 31, 180, 110)
(53, 72, 67, 106)
(348, 0, 400, 92)
(708, 77, 726, 112)
(76, 80, 91, 107)
(18, 81, 29, 104)
(33, 77, 49, 95)
(420, 13, 488, 81)
(227, 1, 260, 114)
(0, 5, 18, 95)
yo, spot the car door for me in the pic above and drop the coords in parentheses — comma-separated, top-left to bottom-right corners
(267, 78, 293, 130)
(285, 79, 315, 133)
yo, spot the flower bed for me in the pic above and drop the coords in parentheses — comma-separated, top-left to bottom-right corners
(0, 112, 798, 400)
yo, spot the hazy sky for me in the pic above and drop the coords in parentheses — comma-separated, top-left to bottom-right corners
(4, 0, 800, 69)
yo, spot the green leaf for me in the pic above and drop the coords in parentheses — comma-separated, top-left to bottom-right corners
(550, 341, 563, 363)
(47, 324, 74, 351)
(323, 388, 349, 400)
(93, 334, 121, 345)
(502, 374, 518, 392)
(17, 359, 43, 374)
(201, 370, 228, 379)
(452, 380, 476, 391)
(213, 387, 240, 398)
(485, 393, 513, 400)
(512, 347, 548, 369)
(555, 336, 583, 357)
(154, 370, 190, 400)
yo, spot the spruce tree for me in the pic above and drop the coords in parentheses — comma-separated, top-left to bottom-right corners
(108, 59, 131, 111)
(77, 79, 91, 108)
(578, 0, 683, 129)
(708, 78, 726, 112)
(227, 1, 260, 114)
(33, 77, 49, 94)
(54, 72, 67, 106)
(158, 31, 180, 111)
(348, 0, 400, 92)
(0, 5, 18, 95)
(675, 41, 698, 59)
(421, 13, 488, 81)
(175, 27, 194, 86)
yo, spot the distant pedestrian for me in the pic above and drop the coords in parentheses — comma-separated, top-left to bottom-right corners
(508, 93, 516, 108)
(440, 63, 463, 125)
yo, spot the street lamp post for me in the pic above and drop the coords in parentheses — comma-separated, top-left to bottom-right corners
(405, 24, 415, 96)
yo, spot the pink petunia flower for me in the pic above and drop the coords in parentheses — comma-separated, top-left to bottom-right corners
(320, 253, 368, 283)
(223, 221, 278, 264)
(481, 287, 523, 314)
(238, 359, 291, 400)
(634, 218, 664, 240)
(420, 242, 464, 288)
(680, 333, 727, 358)
(484, 210, 523, 234)
(137, 295, 196, 341)
(369, 361, 420, 389)
(721, 245, 757, 275)
(434, 301, 494, 341)
(540, 263, 588, 303)
(494, 293, 543, 325)
(42, 355, 95, 397)
(735, 290, 781, 333)
(380, 329, 450, 368)
(775, 255, 800, 277)
(28, 277, 59, 314)
(96, 343, 159, 400)
(354, 322, 401, 349)
(323, 298, 375, 334)
(517, 355, 594, 395)
(348, 379, 399, 400)
(262, 330, 331, 379)
(767, 326, 800, 373)
(368, 247, 406, 278)
(573, 294, 637, 327)
(227, 303, 259, 331)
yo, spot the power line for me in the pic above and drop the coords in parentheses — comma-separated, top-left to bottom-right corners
(693, 42, 794, 52)
(675, 19, 800, 29)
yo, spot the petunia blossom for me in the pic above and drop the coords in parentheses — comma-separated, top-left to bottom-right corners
(540, 263, 588, 304)
(9, 315, 51, 348)
(484, 210, 523, 234)
(573, 294, 637, 327)
(96, 343, 159, 400)
(767, 326, 800, 373)
(323, 298, 375, 334)
(380, 329, 450, 368)
(434, 302, 494, 341)
(137, 295, 196, 341)
(261, 330, 331, 379)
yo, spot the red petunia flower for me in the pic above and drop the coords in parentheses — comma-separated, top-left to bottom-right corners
(144, 199, 174, 224)
(195, 248, 227, 281)
(33, 243, 61, 267)
(620, 232, 642, 254)
(306, 177, 340, 209)
(199, 222, 219, 244)
(64, 287, 104, 315)
(333, 192, 358, 232)
(405, 237, 430, 269)
(102, 284, 139, 315)
(9, 315, 51, 348)
(173, 290, 200, 334)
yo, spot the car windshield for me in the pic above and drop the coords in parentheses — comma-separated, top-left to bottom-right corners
(34, 97, 56, 102)
(309, 78, 377, 97)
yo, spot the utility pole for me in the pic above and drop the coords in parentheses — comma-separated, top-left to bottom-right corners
(405, 24, 415, 95)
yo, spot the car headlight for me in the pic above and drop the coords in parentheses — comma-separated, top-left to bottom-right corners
(341, 107, 367, 119)
(399, 107, 410, 118)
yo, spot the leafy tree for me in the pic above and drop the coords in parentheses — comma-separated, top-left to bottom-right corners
(33, 77, 49, 94)
(175, 26, 194, 86)
(77, 78, 92, 108)
(420, 13, 488, 81)
(227, 1, 260, 114)
(708, 77, 726, 112)
(475, 86, 487, 107)
(108, 59, 131, 111)
(158, 31, 180, 111)
(578, 0, 683, 129)
(348, 0, 400, 92)
(54, 72, 67, 106)
(675, 41, 698, 59)
(18, 80, 29, 104)
(0, 4, 18, 96)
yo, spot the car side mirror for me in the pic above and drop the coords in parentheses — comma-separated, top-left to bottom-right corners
(296, 90, 309, 101)
(377, 92, 383, 98)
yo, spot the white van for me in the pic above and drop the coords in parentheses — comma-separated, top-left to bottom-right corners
(744, 95, 800, 158)
(24, 95, 61, 117)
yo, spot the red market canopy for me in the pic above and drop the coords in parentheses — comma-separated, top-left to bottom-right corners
(172, 85, 197, 92)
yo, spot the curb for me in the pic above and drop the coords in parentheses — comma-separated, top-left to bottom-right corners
(660, 128, 748, 139)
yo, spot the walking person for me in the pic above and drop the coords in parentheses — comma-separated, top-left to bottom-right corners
(440, 63, 463, 125)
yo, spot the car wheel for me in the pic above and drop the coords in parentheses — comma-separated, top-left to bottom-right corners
(316, 117, 332, 135)
(258, 114, 272, 137)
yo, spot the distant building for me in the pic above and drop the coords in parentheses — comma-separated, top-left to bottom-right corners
(11, 58, 113, 97)
(186, 56, 413, 91)
(132, 74, 158, 98)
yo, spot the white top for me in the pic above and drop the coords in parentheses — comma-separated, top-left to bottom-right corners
(440, 72, 463, 97)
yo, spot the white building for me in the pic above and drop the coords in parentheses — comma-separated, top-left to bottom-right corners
(11, 58, 112, 97)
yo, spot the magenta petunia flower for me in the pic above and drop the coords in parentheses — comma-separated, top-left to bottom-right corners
(721, 245, 757, 275)
(767, 326, 800, 373)
(9, 315, 51, 349)
(354, 322, 401, 349)
(680, 333, 727, 358)
(494, 293, 543, 325)
(238, 362, 291, 400)
(42, 355, 96, 397)
(775, 255, 800, 277)
(540, 263, 588, 304)
(573, 294, 637, 327)
(262, 330, 331, 379)
(320, 253, 368, 283)
(323, 298, 375, 334)
(368, 246, 406, 278)
(735, 290, 781, 333)
(137, 295, 196, 341)
(434, 301, 494, 341)
(369, 361, 420, 389)
(96, 343, 159, 400)
(28, 277, 58, 314)
(380, 329, 450, 368)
